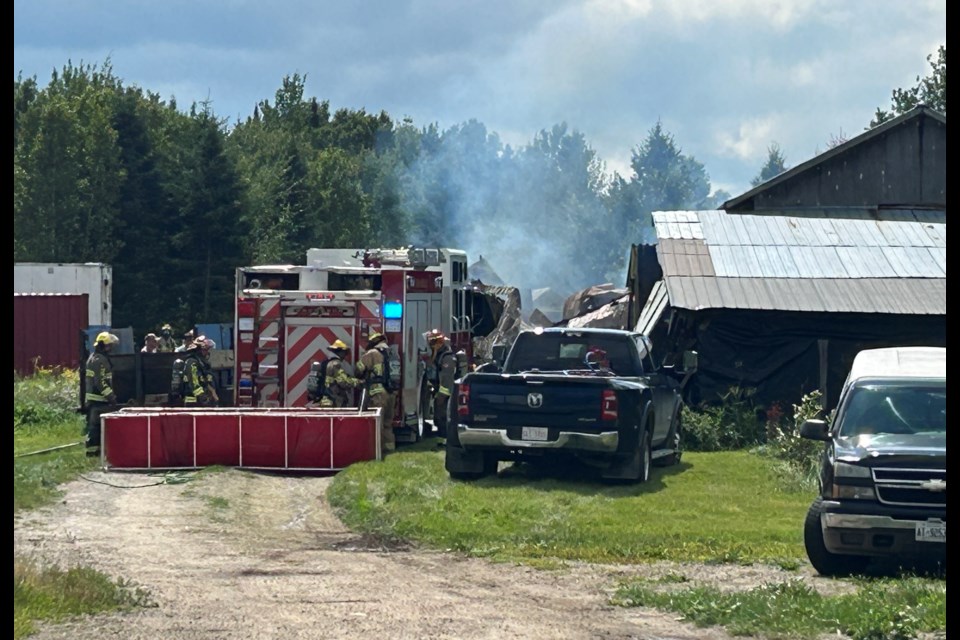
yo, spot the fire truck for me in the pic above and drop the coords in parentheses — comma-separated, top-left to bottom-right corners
(234, 247, 484, 441)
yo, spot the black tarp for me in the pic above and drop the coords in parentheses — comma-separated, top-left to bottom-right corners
(682, 309, 946, 412)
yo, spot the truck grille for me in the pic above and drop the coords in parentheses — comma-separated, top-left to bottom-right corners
(872, 467, 946, 508)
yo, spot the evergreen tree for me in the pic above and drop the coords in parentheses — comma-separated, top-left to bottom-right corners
(751, 143, 788, 187)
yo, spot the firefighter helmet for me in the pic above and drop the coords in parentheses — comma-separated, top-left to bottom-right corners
(367, 331, 386, 346)
(426, 329, 446, 346)
(95, 331, 119, 347)
(193, 335, 215, 351)
(330, 339, 350, 352)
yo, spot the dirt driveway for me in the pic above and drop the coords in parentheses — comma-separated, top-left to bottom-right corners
(14, 468, 854, 640)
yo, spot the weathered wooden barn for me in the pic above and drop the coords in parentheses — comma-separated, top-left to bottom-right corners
(628, 105, 946, 411)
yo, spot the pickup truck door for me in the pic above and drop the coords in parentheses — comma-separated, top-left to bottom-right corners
(635, 337, 680, 444)
(647, 375, 680, 444)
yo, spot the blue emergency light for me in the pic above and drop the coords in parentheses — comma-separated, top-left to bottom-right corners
(383, 301, 403, 319)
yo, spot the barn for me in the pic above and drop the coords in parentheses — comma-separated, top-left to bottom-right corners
(628, 105, 946, 411)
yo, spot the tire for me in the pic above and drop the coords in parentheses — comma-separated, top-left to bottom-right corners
(803, 497, 870, 576)
(445, 436, 492, 481)
(601, 423, 651, 483)
(638, 427, 652, 483)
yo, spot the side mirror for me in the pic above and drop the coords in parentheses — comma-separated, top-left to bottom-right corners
(799, 418, 831, 441)
(491, 344, 507, 365)
(682, 350, 699, 374)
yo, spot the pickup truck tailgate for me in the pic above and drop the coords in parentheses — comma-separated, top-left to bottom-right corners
(465, 374, 615, 430)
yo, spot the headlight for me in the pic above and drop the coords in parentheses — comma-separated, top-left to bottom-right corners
(834, 461, 871, 479)
(832, 485, 876, 500)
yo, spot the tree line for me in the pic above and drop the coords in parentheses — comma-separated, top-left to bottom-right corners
(14, 48, 944, 340)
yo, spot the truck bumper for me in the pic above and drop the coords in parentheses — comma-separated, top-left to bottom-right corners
(819, 503, 946, 558)
(457, 426, 619, 452)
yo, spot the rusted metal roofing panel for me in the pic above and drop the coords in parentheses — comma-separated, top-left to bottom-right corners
(653, 209, 944, 314)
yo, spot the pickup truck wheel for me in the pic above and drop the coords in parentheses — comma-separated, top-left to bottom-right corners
(445, 437, 490, 481)
(803, 497, 870, 576)
(638, 428, 652, 483)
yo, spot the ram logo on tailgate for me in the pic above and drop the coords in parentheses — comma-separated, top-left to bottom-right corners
(527, 392, 543, 408)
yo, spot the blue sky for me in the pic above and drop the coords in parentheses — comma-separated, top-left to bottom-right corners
(14, 0, 945, 198)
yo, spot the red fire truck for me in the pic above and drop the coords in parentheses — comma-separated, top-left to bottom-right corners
(234, 247, 481, 441)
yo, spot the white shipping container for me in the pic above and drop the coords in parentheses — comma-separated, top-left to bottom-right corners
(14, 262, 113, 326)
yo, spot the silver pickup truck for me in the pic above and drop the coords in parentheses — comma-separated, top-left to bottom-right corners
(445, 327, 697, 482)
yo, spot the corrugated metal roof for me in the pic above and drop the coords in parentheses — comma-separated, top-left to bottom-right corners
(651, 208, 945, 314)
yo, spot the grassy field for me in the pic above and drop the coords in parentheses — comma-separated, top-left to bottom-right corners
(328, 445, 811, 566)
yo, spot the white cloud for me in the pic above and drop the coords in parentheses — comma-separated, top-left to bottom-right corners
(714, 116, 780, 162)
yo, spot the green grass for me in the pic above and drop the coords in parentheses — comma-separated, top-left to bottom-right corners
(14, 416, 95, 513)
(14, 557, 152, 640)
(327, 447, 811, 565)
(612, 576, 946, 640)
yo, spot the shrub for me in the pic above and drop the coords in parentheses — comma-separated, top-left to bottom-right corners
(682, 386, 766, 452)
(14, 367, 81, 431)
(756, 390, 825, 490)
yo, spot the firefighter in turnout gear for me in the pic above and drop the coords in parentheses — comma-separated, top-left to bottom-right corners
(356, 330, 396, 455)
(157, 323, 178, 353)
(182, 336, 219, 407)
(308, 339, 360, 408)
(427, 329, 457, 438)
(84, 332, 119, 454)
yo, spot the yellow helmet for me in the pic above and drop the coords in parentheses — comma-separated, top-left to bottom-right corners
(330, 339, 350, 352)
(367, 331, 386, 346)
(95, 331, 119, 346)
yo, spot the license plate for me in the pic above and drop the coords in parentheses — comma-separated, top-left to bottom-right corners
(916, 520, 946, 542)
(521, 427, 549, 441)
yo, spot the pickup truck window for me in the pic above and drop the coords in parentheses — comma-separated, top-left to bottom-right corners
(838, 383, 946, 437)
(506, 333, 640, 376)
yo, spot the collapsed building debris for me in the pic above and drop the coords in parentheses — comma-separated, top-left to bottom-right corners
(471, 282, 529, 363)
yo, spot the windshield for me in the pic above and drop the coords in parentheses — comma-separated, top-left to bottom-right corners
(505, 333, 639, 376)
(838, 382, 946, 437)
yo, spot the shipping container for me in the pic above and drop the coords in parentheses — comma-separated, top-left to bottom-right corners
(14, 262, 112, 326)
(14, 293, 88, 376)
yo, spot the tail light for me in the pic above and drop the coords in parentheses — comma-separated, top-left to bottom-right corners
(457, 383, 471, 417)
(601, 389, 618, 421)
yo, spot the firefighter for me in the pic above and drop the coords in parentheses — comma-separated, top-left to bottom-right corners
(308, 339, 361, 408)
(355, 331, 395, 455)
(84, 331, 119, 455)
(182, 336, 219, 407)
(426, 329, 457, 438)
(157, 323, 178, 352)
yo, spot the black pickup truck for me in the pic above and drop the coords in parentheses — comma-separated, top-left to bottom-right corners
(445, 327, 697, 481)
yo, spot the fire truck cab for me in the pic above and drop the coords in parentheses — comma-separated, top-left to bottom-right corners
(234, 247, 476, 441)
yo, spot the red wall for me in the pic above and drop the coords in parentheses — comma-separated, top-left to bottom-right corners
(14, 293, 89, 376)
